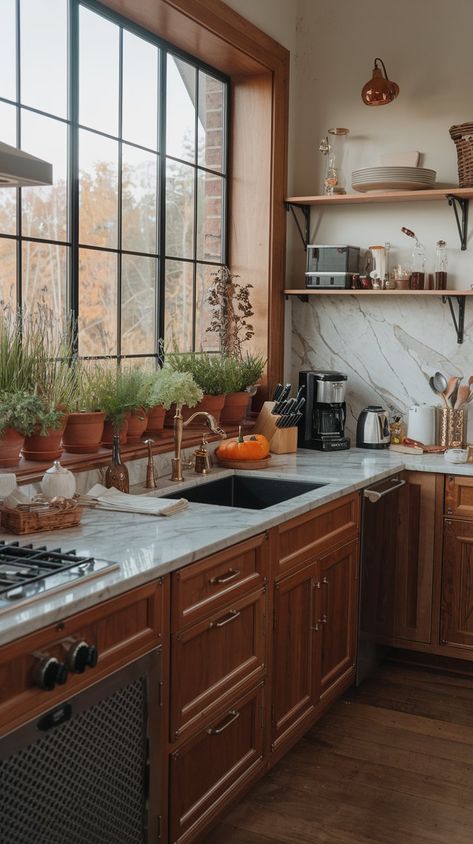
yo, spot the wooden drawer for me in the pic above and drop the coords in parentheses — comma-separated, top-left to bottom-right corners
(171, 587, 267, 740)
(445, 475, 473, 519)
(169, 683, 265, 844)
(0, 579, 165, 734)
(171, 533, 268, 631)
(277, 492, 360, 578)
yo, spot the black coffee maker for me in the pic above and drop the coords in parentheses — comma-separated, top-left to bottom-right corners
(297, 370, 350, 451)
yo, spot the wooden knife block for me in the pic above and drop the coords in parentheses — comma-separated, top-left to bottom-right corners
(253, 401, 298, 454)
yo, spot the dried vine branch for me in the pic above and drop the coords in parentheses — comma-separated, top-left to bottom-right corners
(206, 266, 255, 358)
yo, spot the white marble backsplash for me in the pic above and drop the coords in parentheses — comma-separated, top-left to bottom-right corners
(290, 295, 473, 442)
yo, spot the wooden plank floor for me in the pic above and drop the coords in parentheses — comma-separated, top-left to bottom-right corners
(203, 662, 473, 844)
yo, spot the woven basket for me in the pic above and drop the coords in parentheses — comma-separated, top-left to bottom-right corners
(449, 123, 473, 187)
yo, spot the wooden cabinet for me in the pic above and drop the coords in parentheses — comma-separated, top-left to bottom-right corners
(271, 562, 319, 747)
(445, 474, 473, 518)
(169, 683, 265, 844)
(318, 540, 358, 697)
(393, 471, 438, 644)
(440, 518, 473, 650)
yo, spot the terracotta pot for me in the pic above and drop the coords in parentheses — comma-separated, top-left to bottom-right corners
(164, 395, 226, 428)
(127, 408, 148, 444)
(22, 418, 68, 462)
(101, 413, 130, 448)
(0, 428, 25, 467)
(62, 411, 106, 454)
(146, 404, 166, 435)
(220, 391, 250, 425)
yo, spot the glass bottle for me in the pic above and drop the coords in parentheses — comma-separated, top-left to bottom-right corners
(319, 128, 349, 195)
(435, 240, 448, 290)
(409, 239, 426, 290)
(105, 433, 129, 493)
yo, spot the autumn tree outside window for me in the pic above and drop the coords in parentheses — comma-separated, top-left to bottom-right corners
(0, 0, 229, 365)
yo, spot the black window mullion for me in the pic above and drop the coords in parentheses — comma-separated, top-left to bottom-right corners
(68, 0, 80, 348)
(15, 0, 22, 310)
(157, 49, 167, 362)
(116, 25, 124, 362)
(192, 69, 200, 352)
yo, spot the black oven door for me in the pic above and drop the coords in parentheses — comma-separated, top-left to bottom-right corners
(0, 648, 161, 844)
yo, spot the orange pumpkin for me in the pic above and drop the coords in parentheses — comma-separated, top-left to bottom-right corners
(216, 427, 270, 461)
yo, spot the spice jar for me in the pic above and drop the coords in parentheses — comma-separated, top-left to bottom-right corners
(435, 240, 448, 290)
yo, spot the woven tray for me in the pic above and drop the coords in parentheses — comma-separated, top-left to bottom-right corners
(1, 503, 83, 535)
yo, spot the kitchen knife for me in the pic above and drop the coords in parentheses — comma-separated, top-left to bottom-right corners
(293, 396, 305, 414)
(272, 383, 284, 401)
(279, 383, 292, 402)
(272, 397, 291, 415)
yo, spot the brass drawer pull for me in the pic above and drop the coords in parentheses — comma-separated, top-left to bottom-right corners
(209, 568, 241, 585)
(207, 709, 240, 735)
(210, 609, 241, 628)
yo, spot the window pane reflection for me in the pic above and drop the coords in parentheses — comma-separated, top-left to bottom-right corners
(79, 249, 117, 356)
(166, 56, 195, 162)
(79, 6, 119, 136)
(166, 160, 194, 259)
(21, 0, 67, 118)
(22, 241, 68, 318)
(79, 130, 118, 248)
(21, 111, 68, 242)
(0, 0, 16, 101)
(122, 144, 158, 254)
(121, 255, 156, 355)
(122, 31, 159, 151)
(165, 260, 193, 352)
(0, 239, 17, 307)
(198, 72, 225, 173)
(195, 264, 219, 352)
(197, 171, 223, 262)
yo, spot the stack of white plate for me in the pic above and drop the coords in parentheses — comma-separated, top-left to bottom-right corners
(352, 166, 437, 193)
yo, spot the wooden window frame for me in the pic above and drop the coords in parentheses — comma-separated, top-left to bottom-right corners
(100, 0, 289, 399)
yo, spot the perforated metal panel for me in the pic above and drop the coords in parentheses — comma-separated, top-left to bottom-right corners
(0, 674, 149, 844)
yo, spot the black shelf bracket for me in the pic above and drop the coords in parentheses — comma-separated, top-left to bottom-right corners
(285, 202, 310, 250)
(446, 194, 469, 250)
(442, 294, 466, 343)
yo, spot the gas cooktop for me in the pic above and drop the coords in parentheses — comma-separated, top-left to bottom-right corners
(0, 541, 119, 613)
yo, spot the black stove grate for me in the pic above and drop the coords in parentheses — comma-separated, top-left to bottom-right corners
(0, 541, 95, 598)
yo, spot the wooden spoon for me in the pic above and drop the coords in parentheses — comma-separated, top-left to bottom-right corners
(445, 376, 458, 407)
(454, 384, 470, 409)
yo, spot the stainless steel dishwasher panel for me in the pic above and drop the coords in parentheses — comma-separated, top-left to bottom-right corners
(0, 649, 161, 844)
(357, 475, 405, 685)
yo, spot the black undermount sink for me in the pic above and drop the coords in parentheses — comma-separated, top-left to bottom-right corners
(163, 475, 326, 510)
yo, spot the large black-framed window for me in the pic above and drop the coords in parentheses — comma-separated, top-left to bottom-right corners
(0, 0, 229, 365)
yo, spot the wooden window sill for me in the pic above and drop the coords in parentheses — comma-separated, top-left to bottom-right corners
(11, 423, 253, 486)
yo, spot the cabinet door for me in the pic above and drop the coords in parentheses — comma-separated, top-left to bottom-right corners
(441, 519, 473, 649)
(169, 683, 264, 844)
(271, 562, 319, 747)
(318, 540, 358, 697)
(445, 475, 473, 519)
(394, 471, 437, 643)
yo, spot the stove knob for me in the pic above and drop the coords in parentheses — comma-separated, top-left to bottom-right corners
(67, 641, 98, 674)
(33, 656, 68, 691)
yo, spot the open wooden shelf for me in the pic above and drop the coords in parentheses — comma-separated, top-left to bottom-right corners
(284, 289, 473, 296)
(285, 187, 473, 206)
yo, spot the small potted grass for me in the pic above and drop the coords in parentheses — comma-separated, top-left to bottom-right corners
(221, 352, 266, 425)
(62, 362, 106, 454)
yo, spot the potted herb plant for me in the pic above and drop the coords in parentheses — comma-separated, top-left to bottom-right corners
(62, 363, 106, 454)
(165, 351, 231, 426)
(220, 352, 266, 424)
(91, 366, 134, 447)
(145, 368, 201, 435)
(121, 368, 154, 444)
(20, 307, 75, 461)
(0, 391, 45, 467)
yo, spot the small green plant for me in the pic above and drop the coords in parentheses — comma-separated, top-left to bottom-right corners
(149, 368, 203, 410)
(90, 364, 155, 429)
(0, 391, 45, 437)
(223, 353, 266, 392)
(166, 351, 233, 396)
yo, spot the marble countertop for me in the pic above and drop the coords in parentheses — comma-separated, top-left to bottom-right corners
(1, 448, 471, 646)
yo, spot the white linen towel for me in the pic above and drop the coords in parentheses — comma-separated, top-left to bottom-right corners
(85, 484, 188, 516)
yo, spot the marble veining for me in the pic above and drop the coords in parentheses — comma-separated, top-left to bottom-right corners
(291, 296, 473, 441)
(1, 448, 472, 646)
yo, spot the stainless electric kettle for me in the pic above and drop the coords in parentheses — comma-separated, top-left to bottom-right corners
(356, 405, 390, 449)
